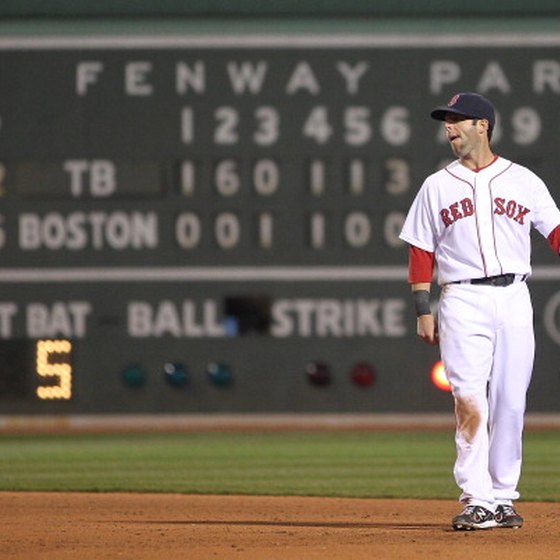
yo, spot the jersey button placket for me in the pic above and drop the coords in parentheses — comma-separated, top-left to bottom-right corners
(474, 175, 499, 276)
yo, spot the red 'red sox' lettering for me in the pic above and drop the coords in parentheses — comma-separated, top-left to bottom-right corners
(494, 198, 530, 224)
(440, 197, 530, 227)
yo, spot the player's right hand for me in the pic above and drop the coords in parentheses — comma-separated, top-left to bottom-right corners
(416, 314, 439, 346)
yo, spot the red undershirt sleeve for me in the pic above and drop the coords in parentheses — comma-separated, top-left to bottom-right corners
(547, 224, 560, 255)
(408, 245, 435, 283)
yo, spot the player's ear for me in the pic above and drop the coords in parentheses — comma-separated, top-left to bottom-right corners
(478, 118, 490, 134)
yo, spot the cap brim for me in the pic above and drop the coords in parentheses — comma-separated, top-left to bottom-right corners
(430, 106, 470, 121)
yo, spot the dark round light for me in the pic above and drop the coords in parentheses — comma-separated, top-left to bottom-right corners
(305, 361, 332, 387)
(163, 362, 189, 387)
(207, 362, 234, 387)
(121, 364, 146, 388)
(349, 362, 376, 388)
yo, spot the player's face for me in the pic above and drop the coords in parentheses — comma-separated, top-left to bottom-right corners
(443, 113, 487, 159)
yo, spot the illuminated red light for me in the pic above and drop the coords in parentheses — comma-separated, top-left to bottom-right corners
(349, 362, 376, 388)
(431, 360, 451, 392)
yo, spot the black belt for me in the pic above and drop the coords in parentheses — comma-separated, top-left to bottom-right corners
(451, 273, 526, 287)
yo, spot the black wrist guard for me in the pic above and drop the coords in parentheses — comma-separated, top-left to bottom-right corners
(413, 290, 431, 317)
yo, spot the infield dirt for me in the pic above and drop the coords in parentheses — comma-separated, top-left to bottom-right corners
(1, 492, 558, 559)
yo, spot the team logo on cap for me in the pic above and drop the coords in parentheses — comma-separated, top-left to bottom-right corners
(448, 94, 460, 107)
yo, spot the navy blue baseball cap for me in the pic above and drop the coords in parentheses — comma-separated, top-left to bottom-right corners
(430, 92, 496, 129)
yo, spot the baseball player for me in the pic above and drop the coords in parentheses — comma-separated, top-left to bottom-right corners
(399, 92, 560, 530)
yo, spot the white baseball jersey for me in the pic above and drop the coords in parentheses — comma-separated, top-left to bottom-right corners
(399, 156, 560, 285)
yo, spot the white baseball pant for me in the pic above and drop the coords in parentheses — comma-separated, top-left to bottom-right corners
(438, 280, 534, 509)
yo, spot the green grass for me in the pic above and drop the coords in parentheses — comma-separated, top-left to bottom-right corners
(0, 431, 559, 501)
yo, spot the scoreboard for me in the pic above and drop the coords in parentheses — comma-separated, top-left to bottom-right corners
(1, 32, 560, 414)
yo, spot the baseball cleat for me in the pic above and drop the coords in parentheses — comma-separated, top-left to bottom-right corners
(452, 505, 498, 530)
(494, 504, 523, 529)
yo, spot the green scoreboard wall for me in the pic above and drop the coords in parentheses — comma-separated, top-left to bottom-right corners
(1, 30, 560, 414)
